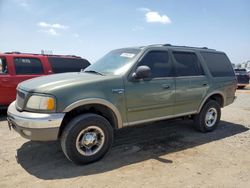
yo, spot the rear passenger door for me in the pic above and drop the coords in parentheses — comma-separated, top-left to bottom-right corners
(172, 50, 209, 115)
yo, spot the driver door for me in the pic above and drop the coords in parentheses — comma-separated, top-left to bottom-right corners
(124, 50, 175, 125)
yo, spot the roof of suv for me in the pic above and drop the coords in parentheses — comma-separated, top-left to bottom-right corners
(139, 44, 219, 52)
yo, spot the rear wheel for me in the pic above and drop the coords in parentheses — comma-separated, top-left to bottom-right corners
(193, 100, 221, 132)
(61, 113, 114, 165)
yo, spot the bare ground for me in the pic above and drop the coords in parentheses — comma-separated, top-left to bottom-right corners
(0, 89, 250, 188)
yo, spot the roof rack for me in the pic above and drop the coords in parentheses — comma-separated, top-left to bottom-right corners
(4, 52, 81, 58)
(4, 51, 21, 54)
(162, 44, 213, 50)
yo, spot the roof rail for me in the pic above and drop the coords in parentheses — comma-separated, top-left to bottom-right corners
(162, 44, 213, 50)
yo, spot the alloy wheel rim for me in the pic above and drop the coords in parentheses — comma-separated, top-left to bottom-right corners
(76, 126, 105, 156)
(205, 107, 218, 127)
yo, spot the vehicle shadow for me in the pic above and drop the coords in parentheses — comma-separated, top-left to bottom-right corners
(0, 110, 7, 122)
(16, 119, 249, 180)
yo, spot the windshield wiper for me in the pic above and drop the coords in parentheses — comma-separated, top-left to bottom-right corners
(84, 70, 104, 76)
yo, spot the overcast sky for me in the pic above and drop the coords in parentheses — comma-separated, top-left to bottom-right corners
(0, 0, 249, 64)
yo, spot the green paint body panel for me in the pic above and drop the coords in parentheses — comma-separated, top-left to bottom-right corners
(18, 45, 237, 128)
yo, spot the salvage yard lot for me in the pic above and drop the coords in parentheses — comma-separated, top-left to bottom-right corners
(0, 89, 250, 188)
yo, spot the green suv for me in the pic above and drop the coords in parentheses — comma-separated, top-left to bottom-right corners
(7, 44, 237, 164)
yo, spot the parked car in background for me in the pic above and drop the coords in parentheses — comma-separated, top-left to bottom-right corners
(234, 68, 250, 89)
(0, 52, 90, 108)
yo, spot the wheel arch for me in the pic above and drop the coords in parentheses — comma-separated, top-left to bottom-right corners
(198, 92, 225, 113)
(58, 98, 123, 138)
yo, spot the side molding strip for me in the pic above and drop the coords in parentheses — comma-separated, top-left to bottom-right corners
(124, 111, 197, 126)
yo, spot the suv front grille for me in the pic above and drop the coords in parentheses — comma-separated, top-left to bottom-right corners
(16, 90, 27, 110)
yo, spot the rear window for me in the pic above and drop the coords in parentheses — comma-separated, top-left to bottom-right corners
(48, 57, 90, 73)
(14, 58, 44, 75)
(201, 52, 234, 77)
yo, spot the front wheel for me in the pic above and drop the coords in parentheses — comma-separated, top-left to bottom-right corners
(193, 100, 221, 132)
(60, 113, 114, 165)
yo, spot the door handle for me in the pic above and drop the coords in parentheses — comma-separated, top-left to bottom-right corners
(162, 84, 170, 89)
(2, 79, 8, 82)
(202, 83, 208, 86)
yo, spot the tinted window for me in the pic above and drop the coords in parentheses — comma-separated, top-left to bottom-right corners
(14, 58, 44, 75)
(201, 52, 234, 77)
(173, 52, 203, 76)
(0, 58, 8, 74)
(138, 51, 172, 78)
(48, 58, 90, 73)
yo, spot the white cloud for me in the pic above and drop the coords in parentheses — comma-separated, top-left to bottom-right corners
(38, 22, 68, 29)
(137, 8, 172, 25)
(45, 28, 59, 36)
(137, 7, 151, 12)
(145, 11, 171, 24)
(37, 22, 68, 36)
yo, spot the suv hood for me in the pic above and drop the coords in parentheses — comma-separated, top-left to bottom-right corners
(19, 72, 116, 93)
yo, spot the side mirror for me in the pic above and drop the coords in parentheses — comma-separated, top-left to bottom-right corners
(132, 65, 151, 80)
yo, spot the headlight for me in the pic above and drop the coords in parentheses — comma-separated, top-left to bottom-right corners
(26, 95, 56, 111)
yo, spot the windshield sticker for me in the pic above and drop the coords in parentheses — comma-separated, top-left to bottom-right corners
(120, 53, 135, 58)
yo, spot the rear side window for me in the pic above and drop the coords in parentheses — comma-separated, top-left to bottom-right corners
(14, 58, 44, 75)
(201, 52, 234, 77)
(173, 52, 203, 76)
(48, 58, 90, 73)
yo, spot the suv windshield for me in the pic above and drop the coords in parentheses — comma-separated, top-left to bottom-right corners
(85, 48, 141, 75)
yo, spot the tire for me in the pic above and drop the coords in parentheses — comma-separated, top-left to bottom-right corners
(193, 100, 221, 132)
(61, 113, 114, 165)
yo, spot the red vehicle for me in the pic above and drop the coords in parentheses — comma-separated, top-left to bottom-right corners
(0, 52, 90, 108)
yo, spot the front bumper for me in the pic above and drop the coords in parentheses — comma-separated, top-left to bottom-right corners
(7, 101, 65, 141)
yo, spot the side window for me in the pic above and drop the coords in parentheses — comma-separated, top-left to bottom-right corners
(173, 51, 203, 77)
(48, 57, 90, 73)
(0, 58, 8, 74)
(14, 58, 44, 75)
(137, 51, 172, 78)
(200, 52, 234, 77)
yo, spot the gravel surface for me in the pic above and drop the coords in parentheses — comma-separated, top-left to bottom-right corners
(0, 89, 250, 188)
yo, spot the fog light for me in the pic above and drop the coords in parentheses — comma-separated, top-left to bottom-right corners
(22, 130, 32, 136)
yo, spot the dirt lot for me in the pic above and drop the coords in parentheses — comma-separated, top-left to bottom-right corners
(0, 89, 250, 188)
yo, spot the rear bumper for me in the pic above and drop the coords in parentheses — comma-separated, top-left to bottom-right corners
(7, 101, 65, 141)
